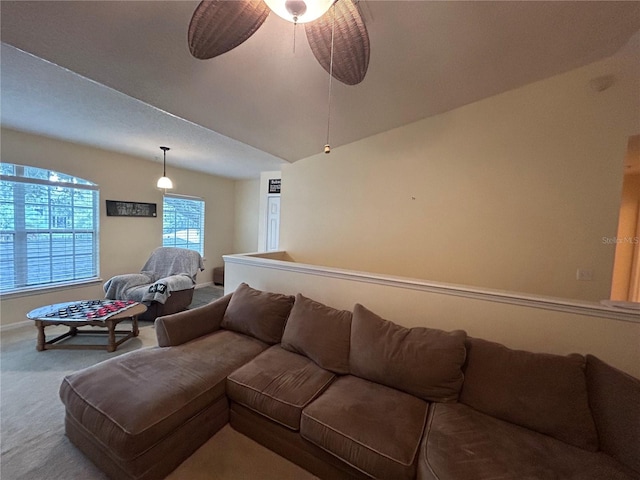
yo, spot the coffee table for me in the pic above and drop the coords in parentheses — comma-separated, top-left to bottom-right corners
(27, 300, 147, 352)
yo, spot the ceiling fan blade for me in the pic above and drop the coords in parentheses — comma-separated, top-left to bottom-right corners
(305, 0, 370, 86)
(188, 0, 270, 60)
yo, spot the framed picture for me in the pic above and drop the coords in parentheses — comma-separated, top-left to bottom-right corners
(106, 200, 157, 217)
(268, 178, 281, 194)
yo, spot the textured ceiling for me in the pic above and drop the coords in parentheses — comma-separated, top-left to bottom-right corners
(1, 1, 640, 179)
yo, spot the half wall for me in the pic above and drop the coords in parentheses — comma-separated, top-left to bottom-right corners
(224, 252, 640, 378)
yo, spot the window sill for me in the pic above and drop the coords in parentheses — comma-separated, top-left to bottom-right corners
(0, 278, 104, 300)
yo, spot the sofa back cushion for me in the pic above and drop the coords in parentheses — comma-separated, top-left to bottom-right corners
(459, 337, 598, 451)
(585, 354, 640, 475)
(281, 294, 352, 374)
(221, 283, 294, 344)
(349, 303, 467, 402)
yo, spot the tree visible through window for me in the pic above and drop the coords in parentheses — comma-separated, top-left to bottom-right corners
(0, 163, 99, 293)
(162, 195, 205, 256)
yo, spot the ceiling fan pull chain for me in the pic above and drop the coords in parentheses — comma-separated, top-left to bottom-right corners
(293, 21, 297, 54)
(324, 2, 336, 154)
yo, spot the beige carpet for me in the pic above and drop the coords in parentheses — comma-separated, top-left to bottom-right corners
(0, 319, 318, 480)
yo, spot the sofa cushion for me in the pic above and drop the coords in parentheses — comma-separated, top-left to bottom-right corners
(418, 402, 636, 480)
(227, 345, 335, 430)
(586, 354, 640, 475)
(281, 294, 352, 374)
(59, 330, 268, 461)
(349, 303, 467, 402)
(301, 375, 428, 480)
(221, 283, 294, 344)
(459, 337, 598, 451)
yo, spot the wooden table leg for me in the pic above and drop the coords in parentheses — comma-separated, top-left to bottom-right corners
(35, 320, 45, 351)
(132, 314, 139, 337)
(107, 321, 117, 353)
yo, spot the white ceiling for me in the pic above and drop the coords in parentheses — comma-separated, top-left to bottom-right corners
(1, 1, 640, 179)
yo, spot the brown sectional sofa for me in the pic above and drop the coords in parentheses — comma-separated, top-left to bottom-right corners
(59, 283, 640, 480)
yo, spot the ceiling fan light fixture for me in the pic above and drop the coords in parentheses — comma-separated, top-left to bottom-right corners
(187, 0, 369, 85)
(264, 0, 333, 23)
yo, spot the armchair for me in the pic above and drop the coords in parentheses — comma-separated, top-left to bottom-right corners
(104, 247, 204, 321)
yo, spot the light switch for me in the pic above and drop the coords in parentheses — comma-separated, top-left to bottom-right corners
(576, 269, 594, 281)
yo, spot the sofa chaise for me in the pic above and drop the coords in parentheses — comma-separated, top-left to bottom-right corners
(59, 283, 640, 480)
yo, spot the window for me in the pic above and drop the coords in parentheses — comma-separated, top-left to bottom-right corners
(162, 195, 205, 256)
(0, 163, 99, 294)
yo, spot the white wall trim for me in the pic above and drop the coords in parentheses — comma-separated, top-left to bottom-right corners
(224, 252, 640, 324)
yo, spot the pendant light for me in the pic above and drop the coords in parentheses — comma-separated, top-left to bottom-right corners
(156, 146, 173, 189)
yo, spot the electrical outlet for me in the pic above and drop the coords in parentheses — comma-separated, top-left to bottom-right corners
(576, 269, 593, 281)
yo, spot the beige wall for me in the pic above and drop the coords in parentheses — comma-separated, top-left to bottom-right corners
(281, 52, 640, 302)
(233, 178, 260, 254)
(0, 128, 238, 327)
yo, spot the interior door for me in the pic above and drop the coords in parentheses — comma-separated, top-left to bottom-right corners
(266, 195, 281, 252)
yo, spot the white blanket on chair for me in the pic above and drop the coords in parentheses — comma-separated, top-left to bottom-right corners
(104, 247, 203, 304)
(103, 274, 195, 305)
(140, 247, 204, 283)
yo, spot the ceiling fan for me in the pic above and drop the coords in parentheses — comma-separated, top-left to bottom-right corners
(188, 0, 370, 86)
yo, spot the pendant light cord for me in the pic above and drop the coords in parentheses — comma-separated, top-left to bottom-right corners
(160, 146, 170, 177)
(163, 149, 167, 176)
(324, 2, 336, 153)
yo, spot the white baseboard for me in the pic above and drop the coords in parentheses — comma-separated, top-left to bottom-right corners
(0, 319, 32, 333)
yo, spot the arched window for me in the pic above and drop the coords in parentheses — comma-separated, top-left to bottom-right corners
(0, 163, 99, 294)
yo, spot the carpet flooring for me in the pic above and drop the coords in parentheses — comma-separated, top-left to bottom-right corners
(189, 284, 225, 308)
(0, 286, 318, 480)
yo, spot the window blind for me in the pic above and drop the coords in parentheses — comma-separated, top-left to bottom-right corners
(162, 194, 205, 256)
(0, 164, 99, 294)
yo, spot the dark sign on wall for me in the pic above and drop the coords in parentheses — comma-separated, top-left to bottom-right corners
(106, 200, 157, 217)
(269, 178, 281, 194)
